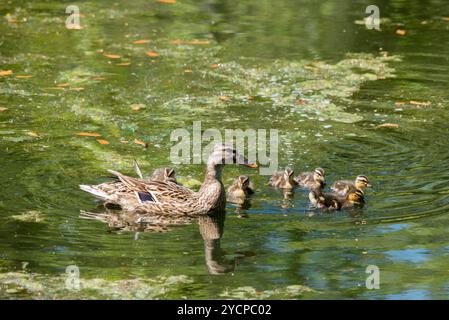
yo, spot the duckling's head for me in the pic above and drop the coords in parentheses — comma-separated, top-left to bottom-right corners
(347, 189, 365, 204)
(237, 175, 250, 190)
(313, 167, 326, 187)
(283, 167, 294, 180)
(355, 175, 371, 190)
(208, 144, 258, 168)
(164, 167, 175, 179)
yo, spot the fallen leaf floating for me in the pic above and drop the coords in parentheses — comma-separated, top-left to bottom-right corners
(103, 53, 122, 59)
(377, 123, 399, 129)
(146, 51, 159, 58)
(157, 0, 176, 3)
(170, 39, 210, 45)
(219, 96, 230, 102)
(210, 64, 219, 69)
(116, 62, 131, 66)
(396, 29, 406, 36)
(134, 139, 148, 148)
(56, 83, 70, 88)
(184, 69, 193, 73)
(26, 131, 39, 137)
(16, 75, 33, 79)
(409, 100, 431, 107)
(71, 87, 84, 92)
(75, 132, 101, 137)
(0, 107, 8, 112)
(96, 139, 110, 145)
(133, 39, 151, 44)
(92, 76, 106, 81)
(442, 17, 449, 21)
(130, 104, 145, 111)
(0, 70, 13, 77)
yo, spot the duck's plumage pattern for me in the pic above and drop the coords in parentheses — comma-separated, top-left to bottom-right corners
(269, 168, 297, 189)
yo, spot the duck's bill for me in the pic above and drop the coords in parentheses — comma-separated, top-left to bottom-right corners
(367, 184, 373, 188)
(243, 162, 258, 168)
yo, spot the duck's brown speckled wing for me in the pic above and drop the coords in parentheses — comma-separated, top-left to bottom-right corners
(330, 180, 354, 196)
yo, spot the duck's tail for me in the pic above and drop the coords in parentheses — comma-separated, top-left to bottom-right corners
(79, 184, 114, 202)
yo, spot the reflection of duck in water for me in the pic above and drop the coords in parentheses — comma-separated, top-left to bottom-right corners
(227, 175, 254, 217)
(198, 210, 235, 274)
(80, 144, 257, 216)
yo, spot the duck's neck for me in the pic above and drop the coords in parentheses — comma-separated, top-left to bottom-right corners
(198, 163, 225, 211)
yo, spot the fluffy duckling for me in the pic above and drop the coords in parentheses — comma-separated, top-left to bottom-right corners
(269, 167, 298, 189)
(133, 160, 177, 183)
(150, 167, 177, 183)
(227, 175, 254, 204)
(309, 184, 365, 210)
(330, 175, 371, 197)
(295, 167, 326, 189)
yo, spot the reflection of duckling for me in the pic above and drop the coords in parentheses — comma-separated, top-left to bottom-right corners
(309, 185, 365, 210)
(227, 175, 254, 202)
(330, 175, 371, 197)
(295, 167, 326, 189)
(269, 167, 297, 189)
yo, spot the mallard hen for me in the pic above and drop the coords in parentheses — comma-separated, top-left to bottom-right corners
(295, 167, 326, 189)
(269, 167, 297, 189)
(80, 144, 257, 216)
(330, 175, 371, 197)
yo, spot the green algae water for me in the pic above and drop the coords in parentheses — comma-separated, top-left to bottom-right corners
(1, 0, 449, 299)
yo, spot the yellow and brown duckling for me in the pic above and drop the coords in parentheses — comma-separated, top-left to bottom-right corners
(330, 175, 371, 197)
(295, 167, 326, 189)
(309, 183, 365, 210)
(133, 160, 177, 184)
(269, 167, 298, 189)
(227, 175, 254, 202)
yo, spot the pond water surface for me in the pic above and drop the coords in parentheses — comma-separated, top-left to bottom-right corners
(1, 0, 449, 299)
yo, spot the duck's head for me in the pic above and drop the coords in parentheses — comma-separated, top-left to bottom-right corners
(313, 167, 326, 187)
(283, 167, 295, 180)
(237, 175, 251, 190)
(355, 175, 371, 190)
(164, 167, 177, 182)
(208, 144, 258, 168)
(347, 189, 365, 204)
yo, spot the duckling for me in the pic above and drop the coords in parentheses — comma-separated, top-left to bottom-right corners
(309, 184, 365, 210)
(269, 167, 298, 189)
(133, 160, 177, 183)
(150, 167, 177, 184)
(330, 175, 371, 197)
(227, 175, 254, 203)
(295, 167, 326, 189)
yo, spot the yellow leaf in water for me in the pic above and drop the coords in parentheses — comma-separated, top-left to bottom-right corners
(146, 51, 159, 58)
(219, 96, 230, 102)
(116, 62, 131, 66)
(157, 0, 176, 3)
(75, 132, 101, 137)
(130, 104, 145, 111)
(103, 53, 122, 59)
(133, 39, 151, 44)
(96, 139, 110, 145)
(210, 63, 219, 69)
(396, 29, 406, 36)
(0, 107, 7, 112)
(184, 69, 193, 73)
(16, 75, 33, 79)
(71, 87, 84, 91)
(442, 17, 449, 21)
(377, 123, 399, 129)
(27, 131, 39, 137)
(0, 70, 13, 76)
(409, 100, 431, 107)
(92, 76, 106, 81)
(56, 83, 70, 87)
(134, 139, 148, 148)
